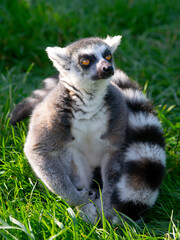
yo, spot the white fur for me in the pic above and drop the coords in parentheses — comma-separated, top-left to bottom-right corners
(122, 89, 147, 102)
(69, 107, 110, 185)
(43, 77, 58, 89)
(116, 175, 159, 206)
(77, 45, 108, 58)
(46, 47, 68, 72)
(27, 97, 38, 104)
(124, 142, 166, 166)
(65, 82, 112, 187)
(112, 69, 130, 83)
(61, 66, 111, 97)
(33, 89, 47, 98)
(128, 112, 162, 129)
(104, 35, 122, 52)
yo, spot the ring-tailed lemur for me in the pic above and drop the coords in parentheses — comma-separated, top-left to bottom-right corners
(10, 36, 166, 223)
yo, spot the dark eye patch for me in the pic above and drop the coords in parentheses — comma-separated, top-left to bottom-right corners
(103, 49, 112, 60)
(79, 54, 96, 68)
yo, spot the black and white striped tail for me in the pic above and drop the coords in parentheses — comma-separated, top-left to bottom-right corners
(10, 76, 58, 125)
(111, 69, 166, 221)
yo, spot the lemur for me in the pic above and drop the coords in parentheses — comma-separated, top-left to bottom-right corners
(10, 36, 166, 223)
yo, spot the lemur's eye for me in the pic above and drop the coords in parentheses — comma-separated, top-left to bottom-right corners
(81, 59, 90, 65)
(105, 54, 112, 61)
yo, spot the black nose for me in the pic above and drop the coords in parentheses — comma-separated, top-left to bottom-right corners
(99, 64, 114, 79)
(103, 66, 113, 74)
(92, 61, 114, 80)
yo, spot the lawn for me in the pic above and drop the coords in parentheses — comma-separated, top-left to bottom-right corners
(0, 0, 180, 239)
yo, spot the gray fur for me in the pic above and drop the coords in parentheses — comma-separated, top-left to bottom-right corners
(11, 36, 166, 223)
(10, 76, 59, 125)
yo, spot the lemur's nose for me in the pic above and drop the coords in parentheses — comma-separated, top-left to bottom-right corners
(93, 59, 114, 80)
(103, 66, 113, 73)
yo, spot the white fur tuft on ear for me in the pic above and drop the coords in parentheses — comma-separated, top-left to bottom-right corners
(104, 35, 122, 52)
(45, 47, 69, 72)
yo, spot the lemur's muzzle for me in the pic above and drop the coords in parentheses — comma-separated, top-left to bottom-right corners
(94, 60, 114, 80)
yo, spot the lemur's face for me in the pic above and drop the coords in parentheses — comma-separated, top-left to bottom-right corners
(70, 44, 114, 81)
(46, 36, 121, 87)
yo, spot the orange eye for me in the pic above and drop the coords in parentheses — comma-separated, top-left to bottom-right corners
(81, 59, 90, 65)
(105, 54, 112, 61)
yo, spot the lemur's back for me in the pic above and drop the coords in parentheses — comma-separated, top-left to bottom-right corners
(10, 75, 59, 125)
(10, 36, 166, 223)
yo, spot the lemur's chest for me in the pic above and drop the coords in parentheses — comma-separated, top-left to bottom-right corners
(69, 106, 110, 167)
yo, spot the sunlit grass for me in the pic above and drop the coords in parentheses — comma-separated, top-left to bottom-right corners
(0, 0, 179, 239)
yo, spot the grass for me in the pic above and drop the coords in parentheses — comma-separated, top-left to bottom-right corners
(0, 0, 180, 239)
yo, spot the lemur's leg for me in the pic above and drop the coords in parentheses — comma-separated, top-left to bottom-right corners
(23, 86, 97, 207)
(79, 152, 122, 223)
(24, 146, 96, 206)
(90, 152, 122, 221)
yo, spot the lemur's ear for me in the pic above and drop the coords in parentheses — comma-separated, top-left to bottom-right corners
(46, 47, 70, 72)
(104, 35, 122, 53)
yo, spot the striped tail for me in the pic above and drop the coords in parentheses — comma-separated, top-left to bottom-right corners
(10, 76, 59, 125)
(111, 69, 166, 221)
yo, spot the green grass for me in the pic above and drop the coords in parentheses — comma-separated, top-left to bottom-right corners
(0, 0, 180, 239)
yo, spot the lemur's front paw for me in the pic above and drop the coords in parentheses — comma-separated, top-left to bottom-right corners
(78, 188, 96, 202)
(77, 202, 98, 224)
